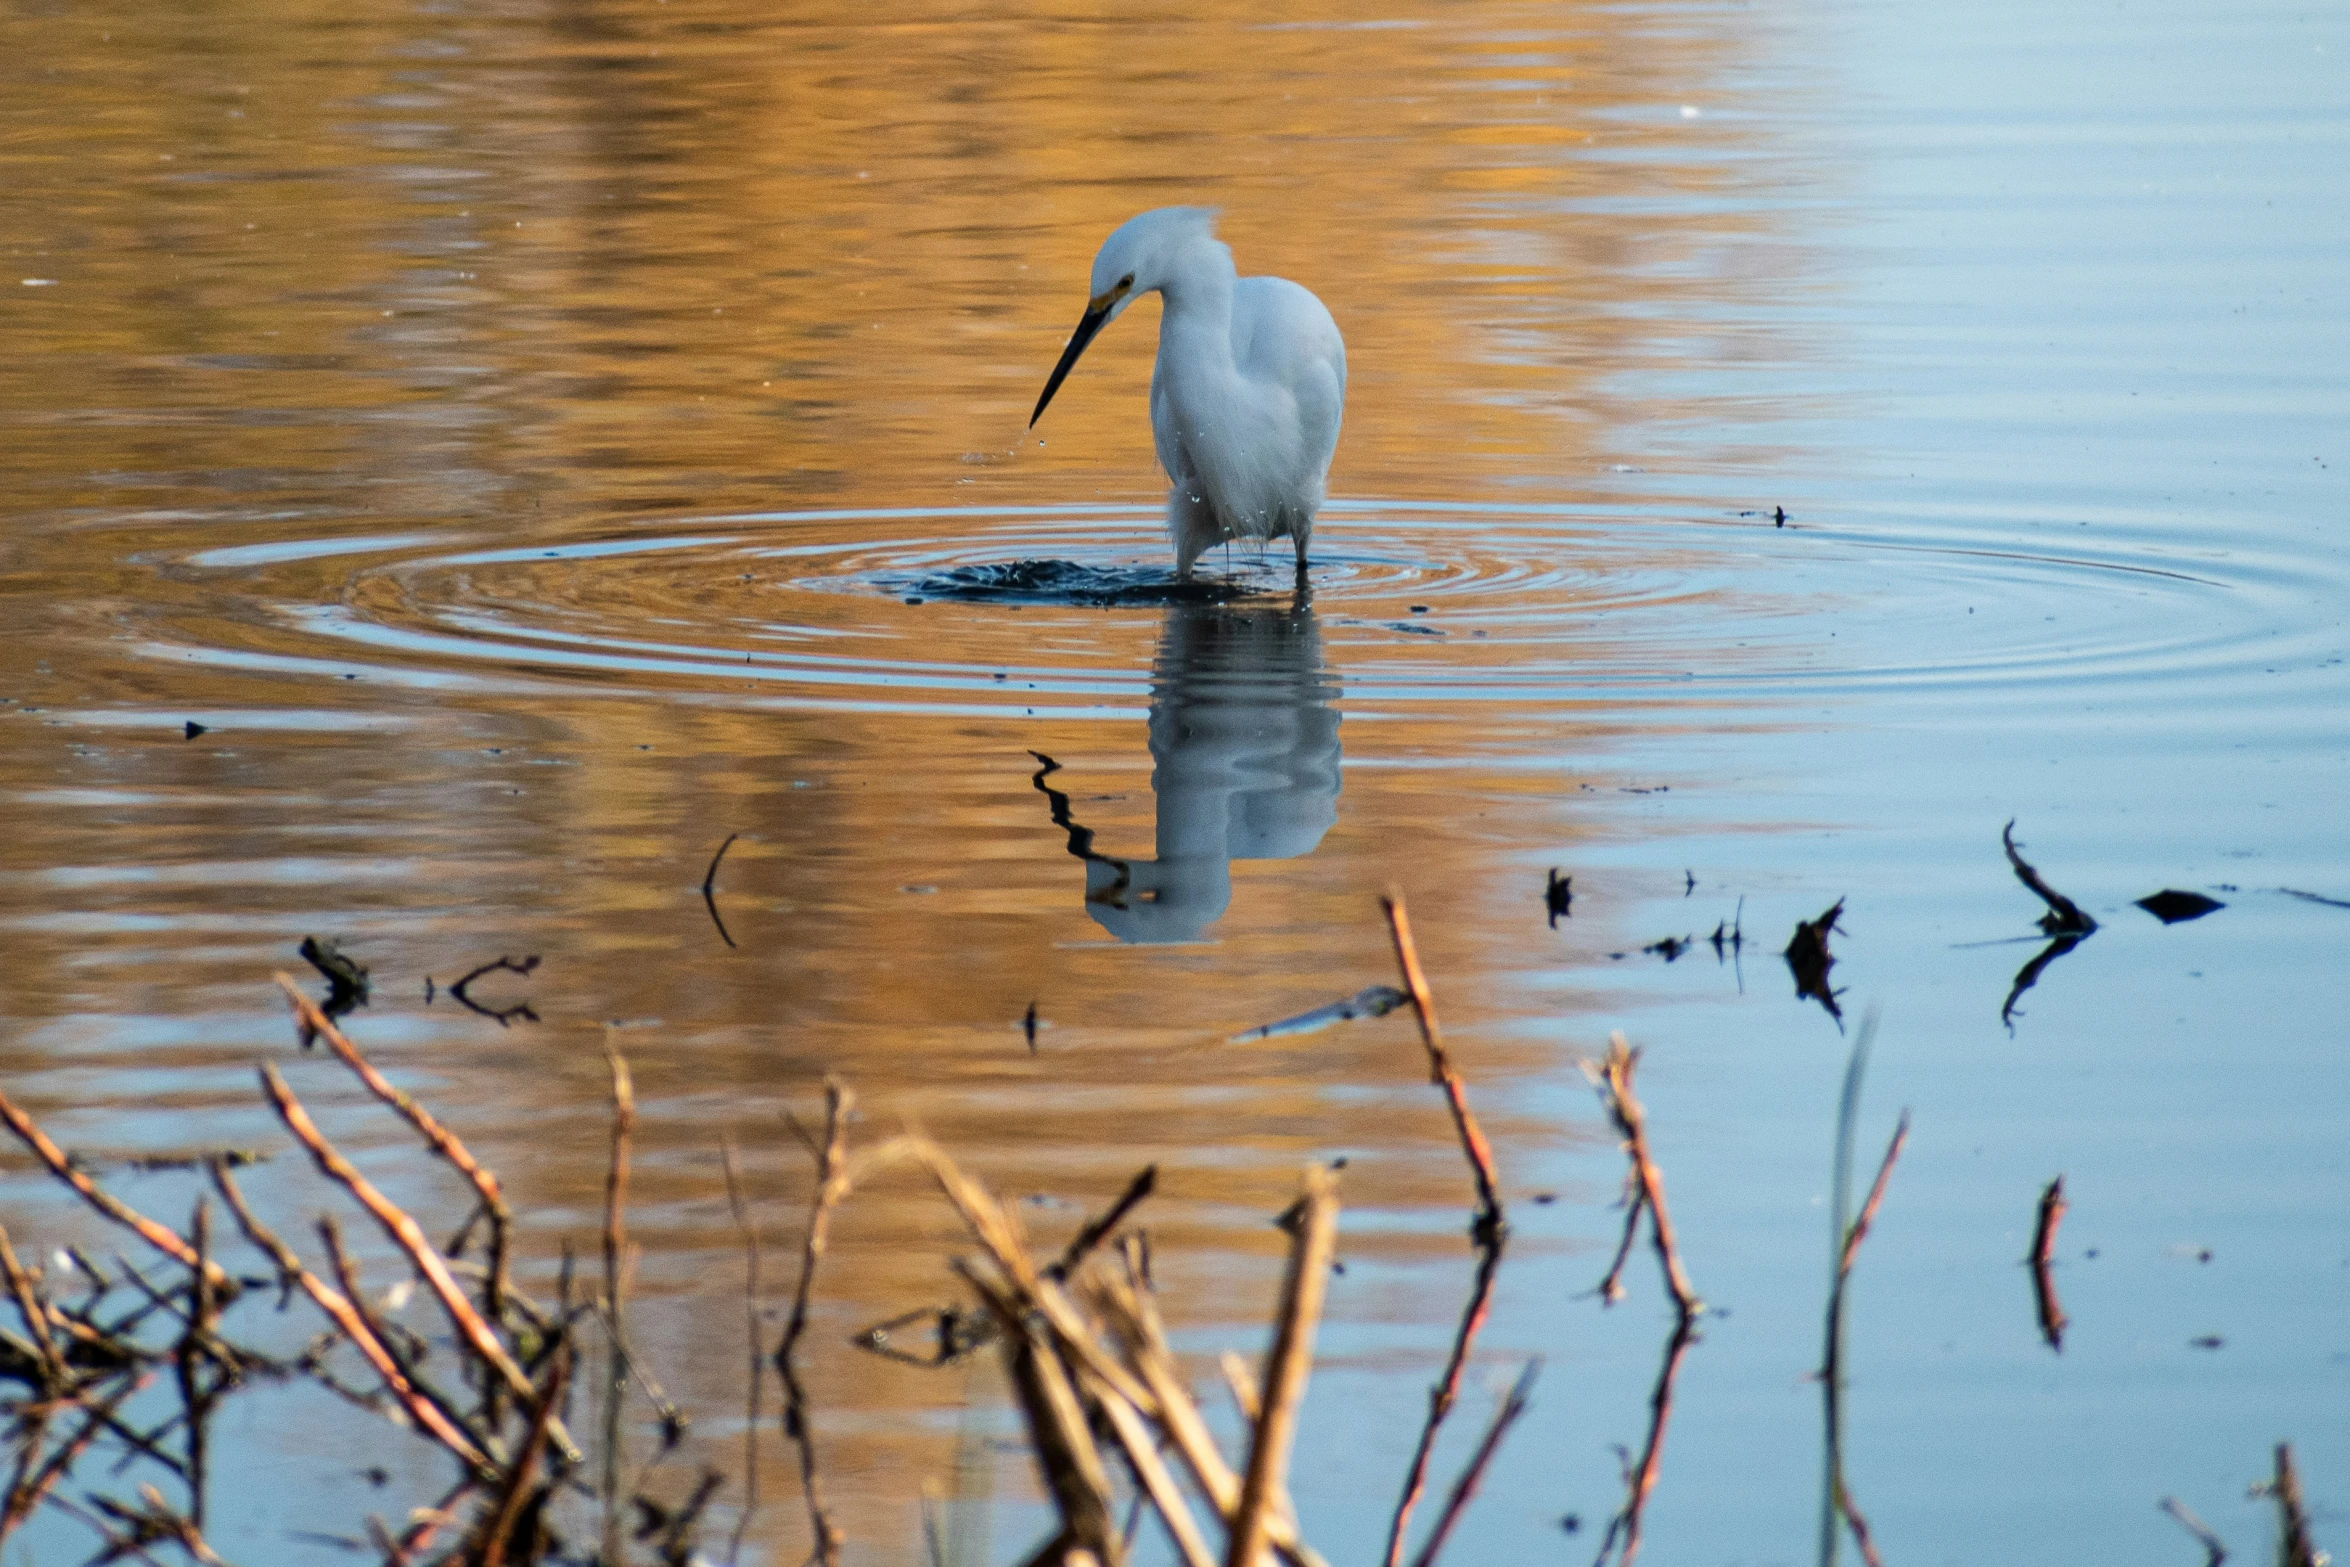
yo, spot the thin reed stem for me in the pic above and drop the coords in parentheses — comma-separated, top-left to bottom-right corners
(1382, 895, 1505, 1243)
(1226, 1165, 1339, 1567)
(600, 1035, 635, 1567)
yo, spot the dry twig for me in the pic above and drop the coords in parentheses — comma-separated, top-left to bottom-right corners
(2029, 1176, 2068, 1350)
(1227, 1165, 1339, 1567)
(208, 1160, 494, 1479)
(0, 1084, 230, 1290)
(776, 1081, 852, 1567)
(274, 973, 511, 1329)
(1383, 895, 1505, 1243)
(1582, 1036, 1701, 1322)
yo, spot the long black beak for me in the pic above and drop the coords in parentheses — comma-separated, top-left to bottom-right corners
(1030, 302, 1114, 427)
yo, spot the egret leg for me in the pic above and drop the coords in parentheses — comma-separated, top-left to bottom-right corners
(1167, 484, 1219, 580)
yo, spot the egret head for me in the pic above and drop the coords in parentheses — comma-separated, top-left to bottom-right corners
(1031, 207, 1226, 427)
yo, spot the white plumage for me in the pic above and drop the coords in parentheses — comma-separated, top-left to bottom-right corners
(1031, 208, 1347, 579)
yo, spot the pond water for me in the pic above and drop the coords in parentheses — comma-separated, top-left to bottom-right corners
(2, 0, 2345, 1561)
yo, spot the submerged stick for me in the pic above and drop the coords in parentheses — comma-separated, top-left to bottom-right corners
(1840, 1113, 1910, 1279)
(1226, 1165, 1340, 1567)
(1593, 1178, 1646, 1307)
(1382, 894, 1505, 1243)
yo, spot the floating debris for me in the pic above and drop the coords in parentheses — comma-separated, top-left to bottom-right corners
(1545, 868, 1573, 928)
(2004, 821, 2097, 935)
(296, 936, 369, 1031)
(1997, 824, 2100, 1030)
(1783, 899, 1847, 1022)
(448, 954, 541, 1027)
(1229, 983, 1407, 1043)
(2137, 888, 2224, 923)
(1708, 897, 1746, 961)
(2029, 1175, 2069, 1351)
(700, 831, 741, 950)
(182, 720, 208, 739)
(1021, 999, 1039, 1053)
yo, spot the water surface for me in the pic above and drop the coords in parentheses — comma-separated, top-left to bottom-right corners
(2, 0, 2345, 1560)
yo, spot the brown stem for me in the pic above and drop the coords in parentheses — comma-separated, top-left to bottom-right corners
(254, 1066, 565, 1459)
(1840, 1114, 1911, 1279)
(600, 1036, 635, 1567)
(2274, 1442, 2320, 1567)
(1405, 1357, 1539, 1567)
(721, 1140, 765, 1567)
(208, 1160, 495, 1478)
(1584, 1036, 1702, 1322)
(0, 1085, 229, 1290)
(2028, 1176, 2069, 1350)
(1383, 896, 1505, 1243)
(1383, 1236, 1506, 1567)
(273, 974, 511, 1334)
(1225, 1166, 1339, 1567)
(777, 1080, 852, 1567)
(0, 1220, 68, 1393)
(477, 1340, 571, 1567)
(1591, 1315, 1699, 1567)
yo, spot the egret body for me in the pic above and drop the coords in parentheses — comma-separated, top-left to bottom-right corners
(1030, 208, 1347, 579)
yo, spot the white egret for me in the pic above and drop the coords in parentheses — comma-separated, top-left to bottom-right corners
(1029, 207, 1347, 580)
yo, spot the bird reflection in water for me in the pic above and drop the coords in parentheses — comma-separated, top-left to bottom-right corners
(1030, 591, 1338, 943)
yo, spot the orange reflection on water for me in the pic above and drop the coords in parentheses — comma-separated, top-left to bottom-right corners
(0, 0, 1814, 1555)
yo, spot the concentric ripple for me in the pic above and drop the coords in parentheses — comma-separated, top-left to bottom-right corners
(150, 500, 2320, 722)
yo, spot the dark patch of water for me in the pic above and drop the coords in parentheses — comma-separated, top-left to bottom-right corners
(890, 557, 1274, 607)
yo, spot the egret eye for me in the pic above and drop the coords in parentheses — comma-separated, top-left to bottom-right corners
(1120, 273, 1135, 289)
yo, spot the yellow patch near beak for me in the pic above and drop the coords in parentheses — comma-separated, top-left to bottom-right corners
(1087, 280, 1132, 315)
